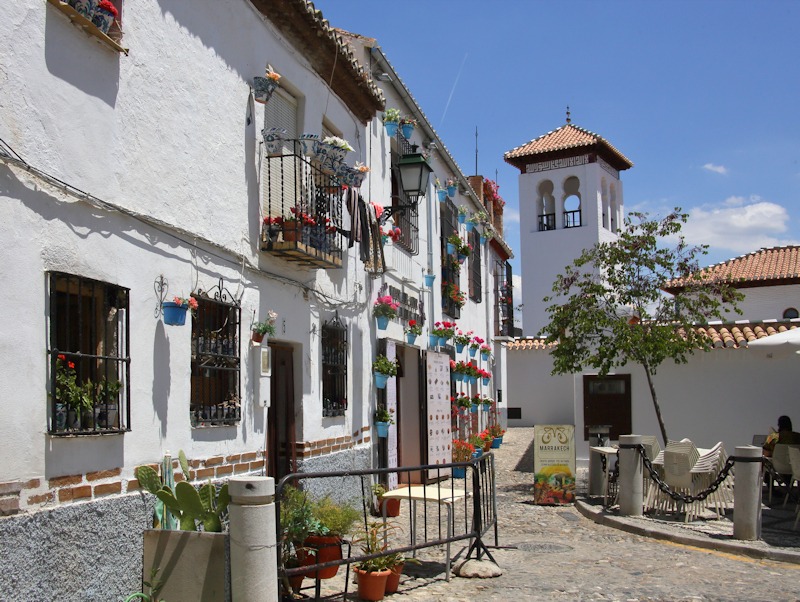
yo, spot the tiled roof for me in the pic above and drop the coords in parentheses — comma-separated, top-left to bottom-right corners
(504, 322, 800, 352)
(665, 246, 800, 291)
(504, 123, 633, 170)
(252, 0, 385, 123)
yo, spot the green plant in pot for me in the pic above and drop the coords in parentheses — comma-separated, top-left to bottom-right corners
(371, 482, 401, 518)
(278, 485, 322, 596)
(352, 521, 399, 602)
(251, 309, 277, 342)
(301, 496, 360, 580)
(372, 355, 398, 377)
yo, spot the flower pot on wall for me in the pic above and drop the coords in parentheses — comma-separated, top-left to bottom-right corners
(447, 185, 457, 198)
(251, 331, 265, 343)
(424, 273, 435, 287)
(428, 334, 439, 348)
(374, 373, 389, 390)
(437, 189, 447, 202)
(465, 222, 475, 233)
(253, 76, 279, 104)
(376, 315, 389, 330)
(70, 0, 97, 19)
(162, 302, 188, 326)
(375, 421, 390, 437)
(455, 343, 465, 354)
(384, 122, 399, 137)
(406, 333, 417, 345)
(457, 214, 466, 225)
(91, 3, 116, 33)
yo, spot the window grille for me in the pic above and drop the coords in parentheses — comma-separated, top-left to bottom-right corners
(564, 209, 582, 228)
(538, 213, 556, 231)
(469, 228, 482, 302)
(440, 199, 461, 319)
(494, 260, 515, 337)
(48, 272, 130, 435)
(321, 315, 347, 417)
(190, 281, 241, 427)
(390, 161, 419, 255)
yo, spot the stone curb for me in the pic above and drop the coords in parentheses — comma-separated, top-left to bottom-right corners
(575, 499, 800, 566)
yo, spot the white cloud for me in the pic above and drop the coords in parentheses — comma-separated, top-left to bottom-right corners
(677, 198, 799, 256)
(503, 206, 520, 224)
(702, 163, 729, 175)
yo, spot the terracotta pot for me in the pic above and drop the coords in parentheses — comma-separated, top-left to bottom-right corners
(251, 331, 264, 343)
(483, 440, 492, 452)
(380, 497, 401, 517)
(283, 222, 302, 242)
(299, 535, 342, 579)
(385, 563, 404, 594)
(288, 573, 304, 595)
(354, 567, 391, 601)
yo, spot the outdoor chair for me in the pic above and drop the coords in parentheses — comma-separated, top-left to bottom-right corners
(656, 440, 702, 521)
(691, 442, 731, 518)
(767, 444, 800, 504)
(786, 446, 800, 510)
(640, 436, 661, 507)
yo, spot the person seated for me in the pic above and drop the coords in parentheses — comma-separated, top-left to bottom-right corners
(762, 415, 800, 457)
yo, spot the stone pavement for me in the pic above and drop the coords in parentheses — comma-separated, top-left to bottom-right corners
(310, 428, 800, 601)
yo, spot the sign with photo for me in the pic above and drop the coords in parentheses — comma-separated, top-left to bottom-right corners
(426, 351, 452, 478)
(533, 424, 576, 505)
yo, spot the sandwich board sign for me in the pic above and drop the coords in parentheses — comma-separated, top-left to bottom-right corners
(533, 424, 576, 505)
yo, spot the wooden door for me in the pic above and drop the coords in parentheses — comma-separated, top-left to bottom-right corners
(582, 374, 631, 441)
(268, 344, 297, 481)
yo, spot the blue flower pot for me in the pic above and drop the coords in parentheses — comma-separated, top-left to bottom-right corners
(472, 449, 482, 458)
(162, 302, 188, 326)
(429, 334, 439, 348)
(376, 315, 389, 330)
(481, 351, 490, 360)
(465, 222, 475, 232)
(71, 0, 98, 19)
(401, 123, 414, 139)
(452, 466, 466, 479)
(458, 254, 467, 264)
(406, 333, 417, 345)
(447, 185, 457, 198)
(480, 236, 487, 245)
(385, 122, 399, 137)
(374, 372, 389, 389)
(469, 376, 478, 385)
(437, 189, 447, 202)
(491, 437, 503, 448)
(453, 373, 463, 383)
(439, 336, 448, 347)
(424, 273, 435, 287)
(470, 405, 478, 413)
(456, 343, 465, 354)
(482, 377, 490, 386)
(457, 214, 466, 225)
(446, 242, 456, 255)
(469, 347, 477, 358)
(376, 421, 390, 438)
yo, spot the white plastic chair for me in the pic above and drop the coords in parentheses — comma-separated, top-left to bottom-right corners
(660, 440, 702, 521)
(768, 444, 797, 504)
(787, 446, 800, 513)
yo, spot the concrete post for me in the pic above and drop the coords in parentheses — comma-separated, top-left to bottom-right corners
(618, 434, 643, 516)
(229, 476, 277, 602)
(732, 445, 762, 541)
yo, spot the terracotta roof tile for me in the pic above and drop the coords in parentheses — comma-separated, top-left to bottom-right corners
(665, 246, 800, 291)
(504, 123, 633, 170)
(504, 322, 800, 352)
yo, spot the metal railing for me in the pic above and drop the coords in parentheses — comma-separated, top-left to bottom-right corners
(275, 454, 498, 600)
(538, 212, 556, 231)
(564, 209, 581, 228)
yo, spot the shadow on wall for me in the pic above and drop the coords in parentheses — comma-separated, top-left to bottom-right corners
(513, 435, 536, 473)
(152, 321, 170, 438)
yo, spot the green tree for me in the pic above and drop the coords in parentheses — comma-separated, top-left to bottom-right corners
(539, 209, 742, 445)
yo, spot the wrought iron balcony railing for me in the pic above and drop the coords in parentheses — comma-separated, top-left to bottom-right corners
(261, 140, 345, 269)
(538, 213, 556, 231)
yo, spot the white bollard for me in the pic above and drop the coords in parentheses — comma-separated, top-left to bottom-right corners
(733, 445, 762, 541)
(229, 476, 278, 602)
(618, 434, 643, 516)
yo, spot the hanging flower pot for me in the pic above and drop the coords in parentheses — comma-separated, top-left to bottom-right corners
(162, 302, 188, 326)
(437, 189, 447, 202)
(457, 214, 466, 225)
(480, 235, 488, 245)
(469, 375, 478, 385)
(465, 221, 475, 233)
(458, 254, 467, 264)
(375, 421, 390, 438)
(261, 127, 287, 156)
(423, 273, 435, 288)
(253, 66, 281, 104)
(481, 351, 491, 360)
(446, 242, 456, 255)
(406, 333, 417, 345)
(400, 123, 414, 139)
(385, 122, 399, 137)
(482, 377, 490, 386)
(376, 315, 389, 330)
(447, 184, 457, 198)
(374, 372, 389, 389)
(438, 336, 448, 347)
(455, 343, 465, 354)
(469, 347, 477, 358)
(428, 334, 439, 348)
(470, 404, 479, 414)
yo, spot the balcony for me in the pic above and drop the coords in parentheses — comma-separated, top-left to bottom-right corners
(538, 213, 556, 231)
(564, 209, 582, 229)
(260, 141, 344, 269)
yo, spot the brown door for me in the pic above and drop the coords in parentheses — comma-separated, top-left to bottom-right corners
(268, 344, 297, 481)
(582, 374, 631, 441)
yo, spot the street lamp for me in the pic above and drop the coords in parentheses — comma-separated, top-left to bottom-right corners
(396, 146, 433, 197)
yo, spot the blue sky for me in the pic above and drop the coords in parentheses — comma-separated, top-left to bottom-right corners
(314, 0, 800, 278)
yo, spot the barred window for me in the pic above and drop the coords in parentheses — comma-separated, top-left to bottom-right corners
(48, 272, 130, 435)
(468, 228, 481, 303)
(190, 288, 241, 427)
(321, 315, 347, 417)
(440, 199, 461, 319)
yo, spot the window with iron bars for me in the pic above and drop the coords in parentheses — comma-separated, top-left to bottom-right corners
(48, 272, 130, 435)
(190, 285, 241, 427)
(468, 228, 482, 303)
(494, 260, 515, 337)
(440, 199, 461, 319)
(321, 315, 347, 417)
(390, 162, 419, 255)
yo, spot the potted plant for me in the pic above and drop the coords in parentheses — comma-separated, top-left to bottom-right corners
(371, 483, 400, 518)
(162, 295, 197, 326)
(373, 405, 394, 438)
(469, 336, 484, 358)
(91, 0, 118, 34)
(300, 496, 359, 580)
(282, 207, 316, 242)
(446, 178, 457, 199)
(251, 310, 278, 343)
(452, 439, 475, 479)
(372, 294, 398, 330)
(69, 0, 97, 20)
(457, 205, 469, 225)
(488, 423, 505, 448)
(353, 522, 397, 601)
(443, 282, 466, 309)
(318, 136, 354, 173)
(399, 116, 417, 139)
(452, 329, 472, 353)
(423, 269, 436, 288)
(480, 223, 496, 245)
(383, 108, 401, 137)
(253, 64, 281, 104)
(434, 178, 447, 203)
(404, 319, 422, 344)
(277, 485, 321, 597)
(372, 355, 397, 390)
(480, 343, 492, 360)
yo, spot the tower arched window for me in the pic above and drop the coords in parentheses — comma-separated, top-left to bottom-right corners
(538, 180, 555, 231)
(563, 176, 581, 228)
(783, 307, 799, 319)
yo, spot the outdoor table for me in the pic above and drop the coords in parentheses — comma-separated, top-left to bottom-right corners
(589, 446, 619, 506)
(380, 484, 469, 581)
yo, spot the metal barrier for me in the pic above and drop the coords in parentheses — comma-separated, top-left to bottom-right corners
(275, 453, 498, 599)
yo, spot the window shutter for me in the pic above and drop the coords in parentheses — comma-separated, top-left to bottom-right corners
(262, 89, 299, 219)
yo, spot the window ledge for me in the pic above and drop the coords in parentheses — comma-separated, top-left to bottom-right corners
(47, 0, 129, 55)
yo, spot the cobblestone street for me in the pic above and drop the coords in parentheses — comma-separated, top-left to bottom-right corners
(319, 427, 800, 602)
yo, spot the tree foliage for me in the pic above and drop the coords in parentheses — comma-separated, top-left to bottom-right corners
(539, 209, 742, 444)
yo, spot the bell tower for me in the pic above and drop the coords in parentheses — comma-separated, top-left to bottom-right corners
(504, 112, 633, 336)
